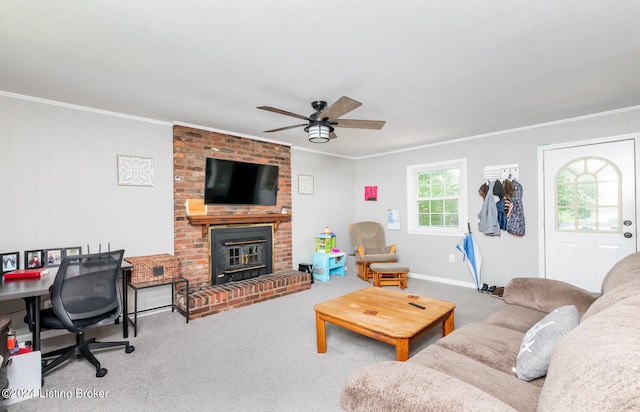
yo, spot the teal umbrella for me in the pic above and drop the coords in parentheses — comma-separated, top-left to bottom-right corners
(456, 225, 482, 291)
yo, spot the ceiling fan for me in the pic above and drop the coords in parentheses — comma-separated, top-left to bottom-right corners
(257, 96, 385, 143)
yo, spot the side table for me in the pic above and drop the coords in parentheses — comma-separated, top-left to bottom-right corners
(126, 276, 189, 337)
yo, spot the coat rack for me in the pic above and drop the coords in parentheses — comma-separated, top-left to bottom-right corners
(483, 163, 519, 181)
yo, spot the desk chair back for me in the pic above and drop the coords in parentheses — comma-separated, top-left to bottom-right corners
(50, 250, 124, 333)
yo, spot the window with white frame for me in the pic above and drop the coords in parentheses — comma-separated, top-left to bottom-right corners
(406, 159, 467, 235)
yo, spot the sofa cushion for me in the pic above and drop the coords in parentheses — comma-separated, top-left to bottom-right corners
(435, 322, 523, 375)
(600, 251, 640, 293)
(503, 277, 597, 316)
(410, 345, 541, 412)
(484, 304, 547, 333)
(340, 361, 519, 412)
(582, 279, 640, 321)
(514, 305, 579, 381)
(538, 295, 640, 411)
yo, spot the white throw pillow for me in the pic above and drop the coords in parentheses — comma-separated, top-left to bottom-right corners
(513, 305, 580, 381)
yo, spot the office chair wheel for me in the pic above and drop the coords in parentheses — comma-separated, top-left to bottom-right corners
(96, 367, 108, 378)
(126, 345, 135, 353)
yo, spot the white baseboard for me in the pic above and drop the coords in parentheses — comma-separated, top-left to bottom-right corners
(408, 273, 478, 289)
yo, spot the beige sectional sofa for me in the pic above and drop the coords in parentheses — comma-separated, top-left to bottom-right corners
(341, 252, 640, 411)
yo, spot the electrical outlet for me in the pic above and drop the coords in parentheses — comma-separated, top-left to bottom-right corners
(449, 254, 455, 263)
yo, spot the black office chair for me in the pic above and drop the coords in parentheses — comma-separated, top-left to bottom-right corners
(26, 250, 135, 377)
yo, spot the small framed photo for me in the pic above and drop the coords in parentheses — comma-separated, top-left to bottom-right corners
(1, 252, 19, 274)
(364, 185, 378, 201)
(25, 249, 45, 269)
(45, 248, 64, 267)
(64, 246, 82, 257)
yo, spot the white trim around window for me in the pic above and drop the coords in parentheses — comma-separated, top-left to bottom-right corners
(406, 158, 467, 236)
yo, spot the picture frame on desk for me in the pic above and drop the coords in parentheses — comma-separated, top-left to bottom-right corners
(1, 251, 19, 274)
(63, 246, 82, 264)
(24, 249, 44, 269)
(64, 246, 82, 257)
(45, 248, 63, 267)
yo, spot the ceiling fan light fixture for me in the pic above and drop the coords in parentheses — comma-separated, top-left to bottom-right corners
(306, 122, 332, 143)
(259, 96, 383, 142)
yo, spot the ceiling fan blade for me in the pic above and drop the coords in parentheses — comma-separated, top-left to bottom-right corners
(329, 131, 338, 140)
(263, 124, 307, 133)
(320, 96, 362, 120)
(257, 106, 311, 121)
(334, 119, 386, 130)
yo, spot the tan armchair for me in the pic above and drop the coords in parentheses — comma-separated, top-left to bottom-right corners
(349, 221, 398, 282)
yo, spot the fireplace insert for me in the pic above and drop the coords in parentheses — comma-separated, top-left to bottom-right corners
(209, 225, 273, 285)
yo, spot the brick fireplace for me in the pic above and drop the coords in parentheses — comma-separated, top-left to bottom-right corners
(172, 125, 309, 319)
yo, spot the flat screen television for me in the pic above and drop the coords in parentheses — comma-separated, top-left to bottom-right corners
(204, 158, 279, 205)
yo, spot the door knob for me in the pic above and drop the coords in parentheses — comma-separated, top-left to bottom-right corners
(624, 232, 633, 238)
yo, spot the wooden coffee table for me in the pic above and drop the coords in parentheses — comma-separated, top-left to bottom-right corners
(313, 287, 455, 361)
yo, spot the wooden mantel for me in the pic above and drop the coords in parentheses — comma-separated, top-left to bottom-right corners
(187, 214, 291, 237)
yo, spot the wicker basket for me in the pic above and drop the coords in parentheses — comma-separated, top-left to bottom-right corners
(124, 254, 179, 283)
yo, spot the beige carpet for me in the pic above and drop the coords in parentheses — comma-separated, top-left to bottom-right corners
(7, 272, 504, 412)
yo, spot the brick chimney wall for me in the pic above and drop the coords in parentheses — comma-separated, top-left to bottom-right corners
(173, 125, 292, 286)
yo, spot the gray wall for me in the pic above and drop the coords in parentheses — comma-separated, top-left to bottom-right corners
(0, 95, 174, 256)
(0, 94, 175, 331)
(291, 149, 356, 267)
(353, 108, 640, 288)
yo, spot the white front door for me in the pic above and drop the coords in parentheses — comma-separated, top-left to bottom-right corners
(542, 137, 637, 292)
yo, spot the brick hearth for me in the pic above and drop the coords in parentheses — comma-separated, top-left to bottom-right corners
(176, 270, 311, 320)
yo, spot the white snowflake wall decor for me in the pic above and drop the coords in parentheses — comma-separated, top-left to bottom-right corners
(117, 155, 154, 186)
(298, 174, 314, 194)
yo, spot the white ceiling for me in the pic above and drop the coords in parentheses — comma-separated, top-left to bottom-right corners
(2, 1, 640, 158)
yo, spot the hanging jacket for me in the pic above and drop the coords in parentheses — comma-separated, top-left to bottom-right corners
(507, 179, 525, 236)
(496, 177, 507, 230)
(503, 179, 515, 218)
(478, 180, 501, 236)
(493, 179, 504, 199)
(479, 182, 489, 199)
(497, 197, 507, 230)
